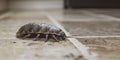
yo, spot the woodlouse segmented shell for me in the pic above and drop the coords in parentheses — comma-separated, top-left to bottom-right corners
(16, 22, 66, 42)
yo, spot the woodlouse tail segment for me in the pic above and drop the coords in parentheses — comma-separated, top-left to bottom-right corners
(16, 33, 21, 38)
(16, 35, 19, 38)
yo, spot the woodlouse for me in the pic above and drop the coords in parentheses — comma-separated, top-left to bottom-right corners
(16, 23, 66, 42)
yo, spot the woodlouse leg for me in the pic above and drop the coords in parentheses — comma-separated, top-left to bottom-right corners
(59, 37, 63, 40)
(33, 34, 40, 41)
(52, 35, 59, 42)
(45, 34, 49, 42)
(23, 34, 31, 38)
(56, 36, 61, 40)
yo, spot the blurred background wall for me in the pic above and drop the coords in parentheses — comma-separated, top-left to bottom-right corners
(9, 0, 63, 11)
(0, 0, 8, 12)
(1, 0, 120, 11)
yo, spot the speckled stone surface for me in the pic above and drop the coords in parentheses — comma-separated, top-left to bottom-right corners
(0, 12, 85, 60)
(61, 21, 120, 60)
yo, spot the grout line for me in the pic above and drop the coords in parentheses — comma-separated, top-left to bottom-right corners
(58, 19, 120, 22)
(81, 10, 120, 21)
(1, 35, 120, 40)
(46, 13, 100, 60)
(68, 35, 120, 38)
(0, 37, 16, 40)
(0, 12, 13, 20)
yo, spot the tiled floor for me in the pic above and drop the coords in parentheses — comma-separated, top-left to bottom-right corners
(1, 9, 120, 60)
(0, 11, 85, 60)
(61, 21, 120, 36)
(59, 9, 120, 60)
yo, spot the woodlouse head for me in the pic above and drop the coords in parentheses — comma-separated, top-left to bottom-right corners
(59, 31, 66, 40)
